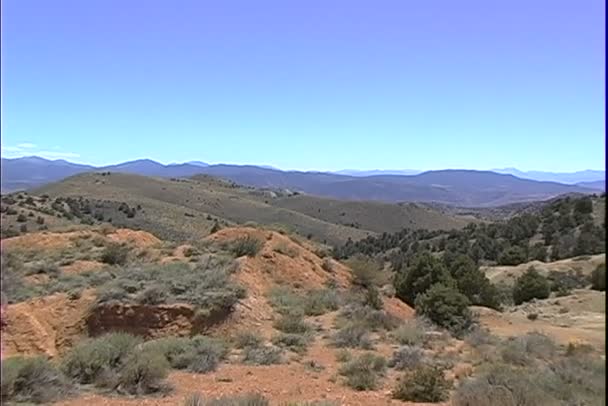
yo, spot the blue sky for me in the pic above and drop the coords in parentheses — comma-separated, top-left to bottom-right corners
(1, 0, 604, 171)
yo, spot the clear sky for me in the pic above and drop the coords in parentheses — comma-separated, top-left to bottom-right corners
(1, 0, 605, 171)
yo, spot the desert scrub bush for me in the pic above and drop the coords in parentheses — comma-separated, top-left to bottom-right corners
(188, 392, 270, 406)
(500, 332, 557, 366)
(233, 331, 264, 349)
(388, 346, 425, 370)
(273, 313, 312, 335)
(345, 254, 385, 288)
(338, 353, 387, 391)
(269, 286, 340, 317)
(303, 289, 340, 316)
(181, 336, 230, 373)
(61, 332, 142, 384)
(115, 349, 170, 395)
(336, 302, 397, 332)
(331, 322, 373, 349)
(242, 344, 283, 365)
(230, 236, 264, 257)
(1, 356, 73, 404)
(335, 349, 352, 362)
(95, 261, 246, 313)
(450, 361, 603, 406)
(512, 267, 551, 305)
(267, 286, 305, 315)
(272, 333, 311, 353)
(590, 263, 606, 291)
(452, 364, 546, 406)
(145, 336, 229, 373)
(392, 319, 425, 346)
(100, 242, 129, 265)
(273, 241, 298, 258)
(414, 283, 474, 337)
(392, 364, 450, 402)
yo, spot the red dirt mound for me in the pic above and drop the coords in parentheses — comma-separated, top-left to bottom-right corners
(1, 290, 96, 358)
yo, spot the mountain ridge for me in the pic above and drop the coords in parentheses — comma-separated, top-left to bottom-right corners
(1, 156, 602, 207)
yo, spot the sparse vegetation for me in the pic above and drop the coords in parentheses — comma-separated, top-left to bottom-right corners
(95, 261, 245, 313)
(332, 322, 373, 349)
(100, 242, 129, 265)
(230, 236, 264, 257)
(388, 345, 424, 370)
(338, 353, 387, 391)
(242, 345, 283, 365)
(61, 332, 143, 384)
(392, 319, 425, 346)
(392, 365, 450, 402)
(1, 356, 73, 404)
(185, 392, 270, 406)
(233, 331, 264, 349)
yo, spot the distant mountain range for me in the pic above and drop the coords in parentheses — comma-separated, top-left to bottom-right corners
(1, 156, 604, 207)
(491, 168, 605, 185)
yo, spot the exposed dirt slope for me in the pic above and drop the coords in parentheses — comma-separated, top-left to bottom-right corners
(1, 290, 96, 358)
(482, 254, 605, 285)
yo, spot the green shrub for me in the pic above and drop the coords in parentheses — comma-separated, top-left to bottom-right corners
(335, 349, 352, 363)
(392, 320, 425, 346)
(233, 331, 264, 349)
(331, 322, 373, 349)
(242, 345, 283, 365)
(303, 289, 340, 316)
(267, 286, 305, 316)
(95, 262, 245, 312)
(512, 267, 551, 305)
(231, 236, 264, 257)
(450, 361, 603, 406)
(345, 254, 384, 288)
(414, 284, 474, 336)
(394, 252, 453, 306)
(1, 356, 72, 404)
(272, 333, 311, 353)
(338, 353, 387, 391)
(273, 314, 312, 335)
(590, 263, 605, 291)
(117, 350, 169, 395)
(392, 365, 450, 402)
(199, 393, 270, 406)
(61, 333, 142, 385)
(142, 336, 194, 367)
(498, 245, 527, 265)
(100, 242, 129, 265)
(337, 303, 397, 332)
(452, 365, 548, 406)
(388, 346, 424, 370)
(363, 285, 383, 310)
(174, 336, 229, 373)
(500, 332, 557, 366)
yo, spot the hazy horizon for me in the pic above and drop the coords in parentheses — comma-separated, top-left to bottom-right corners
(1, 154, 604, 174)
(1, 0, 605, 172)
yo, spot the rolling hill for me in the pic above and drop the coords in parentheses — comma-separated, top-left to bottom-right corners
(31, 172, 471, 245)
(2, 156, 598, 207)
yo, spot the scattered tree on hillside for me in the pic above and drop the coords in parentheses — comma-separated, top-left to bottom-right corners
(415, 283, 473, 336)
(512, 267, 550, 305)
(394, 252, 453, 306)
